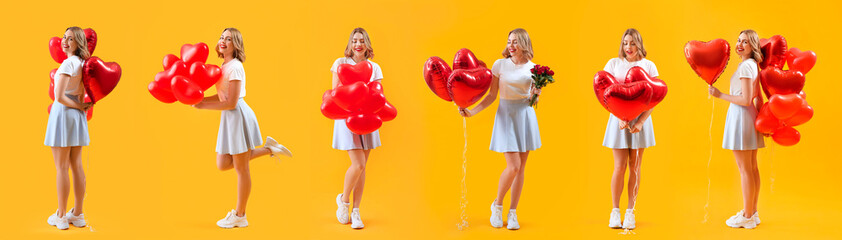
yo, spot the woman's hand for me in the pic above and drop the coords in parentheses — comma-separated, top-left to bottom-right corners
(192, 102, 204, 109)
(709, 86, 722, 98)
(629, 121, 644, 133)
(531, 87, 542, 96)
(458, 107, 473, 117)
(618, 120, 629, 130)
(80, 102, 93, 112)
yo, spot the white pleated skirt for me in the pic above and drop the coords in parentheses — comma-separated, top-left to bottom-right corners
(44, 95, 89, 147)
(602, 114, 655, 149)
(332, 120, 381, 150)
(216, 98, 263, 155)
(722, 103, 765, 150)
(489, 99, 541, 153)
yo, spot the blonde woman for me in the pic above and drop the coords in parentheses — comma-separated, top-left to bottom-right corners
(193, 28, 292, 228)
(602, 28, 659, 230)
(332, 27, 383, 229)
(459, 28, 542, 230)
(45, 26, 93, 230)
(709, 29, 765, 229)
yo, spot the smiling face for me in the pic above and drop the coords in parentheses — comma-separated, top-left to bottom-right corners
(350, 33, 366, 58)
(507, 33, 521, 58)
(217, 30, 234, 58)
(622, 34, 639, 61)
(61, 30, 78, 56)
(736, 33, 752, 59)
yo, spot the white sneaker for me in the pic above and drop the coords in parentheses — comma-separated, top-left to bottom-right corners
(350, 208, 364, 229)
(336, 194, 350, 224)
(753, 211, 761, 225)
(726, 212, 757, 229)
(216, 209, 248, 228)
(506, 209, 520, 230)
(609, 208, 622, 228)
(622, 209, 636, 229)
(490, 201, 503, 228)
(265, 136, 292, 158)
(47, 210, 69, 230)
(66, 208, 86, 227)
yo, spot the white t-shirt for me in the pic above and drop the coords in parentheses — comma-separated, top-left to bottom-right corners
(216, 59, 246, 102)
(603, 57, 659, 82)
(56, 55, 85, 96)
(492, 58, 536, 100)
(330, 57, 383, 82)
(729, 59, 759, 95)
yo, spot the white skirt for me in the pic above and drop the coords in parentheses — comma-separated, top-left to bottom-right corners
(44, 95, 90, 147)
(216, 98, 263, 155)
(723, 103, 765, 150)
(332, 120, 381, 150)
(489, 99, 541, 153)
(602, 114, 655, 149)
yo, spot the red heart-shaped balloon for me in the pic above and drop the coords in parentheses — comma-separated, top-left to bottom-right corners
(772, 126, 800, 146)
(180, 43, 209, 66)
(755, 103, 782, 134)
(768, 93, 806, 120)
(684, 39, 730, 85)
(354, 82, 386, 114)
(759, 35, 788, 69)
(171, 75, 204, 105)
(596, 67, 667, 121)
(345, 113, 383, 135)
(785, 48, 816, 74)
(320, 90, 353, 120)
(447, 68, 493, 108)
(760, 68, 805, 98)
(82, 57, 121, 103)
(163, 54, 181, 70)
(424, 56, 453, 101)
(337, 61, 373, 85)
(784, 103, 813, 127)
(332, 81, 369, 110)
(376, 100, 397, 122)
(148, 79, 177, 103)
(452, 48, 483, 70)
(84, 28, 97, 56)
(189, 62, 222, 91)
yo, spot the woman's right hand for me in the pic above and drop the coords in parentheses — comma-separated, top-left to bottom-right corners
(79, 102, 93, 112)
(618, 120, 629, 129)
(459, 108, 473, 117)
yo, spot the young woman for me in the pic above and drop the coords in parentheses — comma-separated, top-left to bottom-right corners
(332, 27, 384, 230)
(602, 28, 659, 230)
(193, 28, 292, 228)
(459, 28, 541, 230)
(45, 26, 93, 230)
(709, 29, 765, 229)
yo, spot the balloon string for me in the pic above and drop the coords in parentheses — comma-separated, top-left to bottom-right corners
(457, 117, 469, 230)
(703, 97, 714, 224)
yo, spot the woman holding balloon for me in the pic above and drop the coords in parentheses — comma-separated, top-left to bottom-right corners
(708, 29, 765, 229)
(459, 28, 541, 230)
(602, 28, 659, 230)
(331, 27, 384, 229)
(193, 28, 292, 228)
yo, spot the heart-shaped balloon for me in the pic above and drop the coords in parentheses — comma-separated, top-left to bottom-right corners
(784, 103, 813, 127)
(148, 78, 177, 103)
(772, 126, 800, 146)
(354, 82, 386, 114)
(332, 81, 369, 110)
(447, 68, 493, 108)
(424, 56, 453, 101)
(376, 100, 397, 122)
(345, 113, 382, 135)
(768, 93, 806, 120)
(453, 48, 484, 70)
(320, 90, 353, 120)
(595, 67, 668, 122)
(171, 75, 204, 105)
(759, 35, 787, 69)
(684, 39, 730, 85)
(82, 57, 121, 103)
(84, 28, 97, 56)
(760, 67, 805, 98)
(755, 103, 782, 134)
(337, 61, 373, 85)
(48, 28, 97, 64)
(180, 43, 209, 66)
(163, 54, 181, 70)
(189, 62, 222, 91)
(785, 48, 816, 74)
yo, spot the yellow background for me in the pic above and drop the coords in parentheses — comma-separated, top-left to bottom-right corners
(3, 0, 840, 239)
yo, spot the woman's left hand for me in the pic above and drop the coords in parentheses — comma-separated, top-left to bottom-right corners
(192, 102, 203, 109)
(629, 121, 644, 133)
(709, 86, 721, 98)
(531, 87, 542, 96)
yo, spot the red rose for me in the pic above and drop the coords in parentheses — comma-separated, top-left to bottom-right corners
(548, 70, 554, 76)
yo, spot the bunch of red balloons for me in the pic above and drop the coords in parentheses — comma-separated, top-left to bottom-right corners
(320, 61, 397, 135)
(593, 67, 668, 121)
(423, 48, 493, 108)
(754, 35, 816, 146)
(147, 43, 222, 105)
(48, 28, 122, 120)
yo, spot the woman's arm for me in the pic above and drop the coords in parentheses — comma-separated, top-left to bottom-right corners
(629, 108, 654, 133)
(461, 76, 499, 117)
(332, 72, 340, 89)
(710, 77, 754, 106)
(194, 80, 241, 110)
(54, 74, 90, 111)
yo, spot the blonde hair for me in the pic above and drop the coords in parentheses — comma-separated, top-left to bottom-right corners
(65, 27, 90, 60)
(618, 28, 647, 59)
(739, 29, 763, 64)
(216, 28, 246, 63)
(344, 27, 374, 59)
(502, 28, 533, 60)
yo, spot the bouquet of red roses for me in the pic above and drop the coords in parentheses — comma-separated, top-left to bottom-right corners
(529, 64, 555, 108)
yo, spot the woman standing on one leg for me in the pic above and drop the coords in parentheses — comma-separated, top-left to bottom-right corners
(459, 28, 542, 230)
(709, 29, 765, 229)
(193, 27, 292, 228)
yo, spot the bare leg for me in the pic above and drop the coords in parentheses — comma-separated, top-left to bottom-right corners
(627, 148, 644, 209)
(217, 147, 271, 171)
(733, 150, 756, 217)
(233, 150, 252, 217)
(352, 150, 371, 208)
(611, 149, 630, 209)
(341, 150, 367, 204)
(494, 152, 522, 205)
(751, 150, 760, 214)
(69, 146, 86, 215)
(509, 152, 529, 209)
(52, 147, 71, 217)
